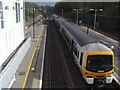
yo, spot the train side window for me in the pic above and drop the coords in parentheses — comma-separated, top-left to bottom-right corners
(0, 1, 4, 29)
(15, 3, 20, 23)
(74, 47, 79, 58)
(80, 52, 83, 65)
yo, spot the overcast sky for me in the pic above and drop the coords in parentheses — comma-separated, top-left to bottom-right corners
(26, 0, 119, 6)
(26, 0, 61, 2)
(34, 2, 57, 6)
(26, 0, 119, 2)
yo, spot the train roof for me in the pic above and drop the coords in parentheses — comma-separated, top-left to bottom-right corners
(58, 18, 97, 47)
(54, 15, 113, 53)
(82, 43, 113, 53)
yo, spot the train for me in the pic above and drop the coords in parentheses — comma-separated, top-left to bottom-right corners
(53, 14, 114, 84)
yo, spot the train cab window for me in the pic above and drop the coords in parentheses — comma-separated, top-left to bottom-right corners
(0, 1, 4, 29)
(15, 3, 20, 23)
(86, 55, 113, 72)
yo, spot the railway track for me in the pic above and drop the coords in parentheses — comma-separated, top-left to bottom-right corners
(42, 20, 74, 88)
(42, 20, 120, 89)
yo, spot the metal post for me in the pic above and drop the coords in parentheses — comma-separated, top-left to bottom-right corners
(37, 9, 39, 23)
(87, 26, 89, 34)
(87, 14, 90, 34)
(93, 10, 97, 30)
(76, 11, 78, 25)
(33, 8, 35, 38)
(28, 8, 29, 23)
(73, 9, 82, 25)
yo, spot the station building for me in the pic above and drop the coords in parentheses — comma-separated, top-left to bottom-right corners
(0, 0, 30, 89)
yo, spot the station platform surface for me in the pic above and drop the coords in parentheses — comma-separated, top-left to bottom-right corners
(11, 21, 47, 88)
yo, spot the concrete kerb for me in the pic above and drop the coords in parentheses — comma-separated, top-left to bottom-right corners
(39, 25, 47, 89)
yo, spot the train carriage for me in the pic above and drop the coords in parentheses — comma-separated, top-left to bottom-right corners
(53, 14, 114, 84)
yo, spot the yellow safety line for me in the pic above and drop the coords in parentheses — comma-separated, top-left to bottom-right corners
(113, 65, 120, 71)
(82, 26, 119, 43)
(22, 25, 44, 90)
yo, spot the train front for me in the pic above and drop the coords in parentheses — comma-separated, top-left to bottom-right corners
(84, 52, 114, 84)
(83, 47, 114, 84)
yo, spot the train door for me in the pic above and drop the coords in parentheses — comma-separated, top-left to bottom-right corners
(73, 46, 79, 60)
(71, 39, 74, 52)
(80, 52, 83, 67)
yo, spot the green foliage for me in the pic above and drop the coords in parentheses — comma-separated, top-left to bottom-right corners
(54, 2, 119, 17)
(54, 2, 119, 39)
(25, 2, 39, 8)
(25, 2, 45, 23)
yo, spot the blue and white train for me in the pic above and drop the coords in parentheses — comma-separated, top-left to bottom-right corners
(53, 14, 114, 84)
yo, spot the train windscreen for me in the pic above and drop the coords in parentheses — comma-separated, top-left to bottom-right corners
(86, 55, 113, 72)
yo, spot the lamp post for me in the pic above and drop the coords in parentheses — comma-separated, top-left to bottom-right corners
(90, 9, 103, 31)
(27, 8, 29, 23)
(73, 9, 82, 25)
(30, 8, 42, 38)
(33, 8, 35, 38)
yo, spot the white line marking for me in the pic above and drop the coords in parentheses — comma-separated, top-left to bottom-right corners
(39, 26, 47, 89)
(112, 73, 120, 86)
(39, 80, 42, 89)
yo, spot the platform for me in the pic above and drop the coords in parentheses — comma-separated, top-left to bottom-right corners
(11, 21, 47, 88)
